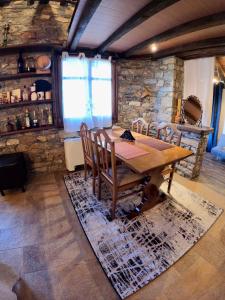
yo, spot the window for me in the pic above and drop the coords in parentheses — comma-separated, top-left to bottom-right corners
(62, 56, 112, 132)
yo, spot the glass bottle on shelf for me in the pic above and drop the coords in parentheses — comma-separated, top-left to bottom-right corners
(17, 51, 24, 73)
(21, 117, 26, 130)
(25, 109, 30, 128)
(22, 85, 29, 101)
(29, 111, 34, 128)
(33, 110, 39, 128)
(15, 116, 22, 130)
(48, 108, 53, 125)
(42, 107, 48, 126)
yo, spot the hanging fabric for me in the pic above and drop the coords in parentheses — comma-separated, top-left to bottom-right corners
(91, 57, 112, 129)
(207, 82, 224, 152)
(62, 55, 112, 132)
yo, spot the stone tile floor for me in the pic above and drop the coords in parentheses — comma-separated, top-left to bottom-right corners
(0, 171, 224, 300)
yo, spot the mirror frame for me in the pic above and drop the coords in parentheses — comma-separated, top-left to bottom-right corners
(181, 95, 203, 127)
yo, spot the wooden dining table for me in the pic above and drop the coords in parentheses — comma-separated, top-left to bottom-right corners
(103, 127, 193, 215)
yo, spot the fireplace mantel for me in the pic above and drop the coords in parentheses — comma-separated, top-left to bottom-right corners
(176, 124, 213, 135)
(173, 123, 213, 179)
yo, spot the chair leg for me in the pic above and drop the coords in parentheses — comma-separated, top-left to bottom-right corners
(22, 186, 26, 193)
(97, 176, 102, 200)
(1, 190, 5, 196)
(111, 188, 117, 220)
(167, 168, 175, 194)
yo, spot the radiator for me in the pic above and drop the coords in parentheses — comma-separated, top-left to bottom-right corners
(64, 137, 84, 171)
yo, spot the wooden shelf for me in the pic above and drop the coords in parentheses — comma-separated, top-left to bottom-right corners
(0, 100, 53, 110)
(0, 44, 62, 56)
(0, 44, 61, 129)
(0, 72, 52, 81)
(0, 125, 56, 137)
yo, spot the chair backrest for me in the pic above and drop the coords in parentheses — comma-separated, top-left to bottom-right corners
(80, 122, 94, 165)
(148, 122, 158, 137)
(94, 129, 117, 184)
(157, 124, 182, 146)
(131, 118, 149, 135)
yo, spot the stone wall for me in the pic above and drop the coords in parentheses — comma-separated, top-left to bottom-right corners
(117, 57, 184, 129)
(0, 52, 63, 173)
(0, 1, 74, 172)
(0, 1, 73, 46)
(0, 129, 65, 172)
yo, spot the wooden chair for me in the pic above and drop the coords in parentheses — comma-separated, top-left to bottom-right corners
(80, 122, 97, 194)
(157, 124, 182, 193)
(148, 122, 158, 138)
(157, 124, 182, 146)
(94, 129, 144, 220)
(131, 118, 149, 135)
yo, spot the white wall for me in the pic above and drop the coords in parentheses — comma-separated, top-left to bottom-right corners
(184, 57, 215, 126)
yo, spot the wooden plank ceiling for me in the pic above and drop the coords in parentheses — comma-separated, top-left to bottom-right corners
(67, 0, 225, 59)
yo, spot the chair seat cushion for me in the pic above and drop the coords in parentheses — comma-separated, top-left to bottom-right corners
(109, 165, 144, 186)
(0, 153, 24, 168)
(0, 152, 27, 190)
(211, 146, 225, 160)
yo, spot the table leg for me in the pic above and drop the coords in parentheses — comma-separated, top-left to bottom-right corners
(141, 167, 167, 210)
(128, 167, 167, 219)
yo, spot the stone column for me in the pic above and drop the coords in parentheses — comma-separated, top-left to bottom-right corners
(175, 125, 213, 179)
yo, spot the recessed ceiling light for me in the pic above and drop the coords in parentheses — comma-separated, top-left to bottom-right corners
(150, 43, 158, 53)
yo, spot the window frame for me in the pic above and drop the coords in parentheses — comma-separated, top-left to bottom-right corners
(57, 55, 117, 129)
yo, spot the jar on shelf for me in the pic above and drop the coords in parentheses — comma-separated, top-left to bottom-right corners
(25, 57, 36, 73)
(30, 83, 37, 101)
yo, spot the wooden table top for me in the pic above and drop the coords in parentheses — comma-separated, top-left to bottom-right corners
(104, 128, 193, 174)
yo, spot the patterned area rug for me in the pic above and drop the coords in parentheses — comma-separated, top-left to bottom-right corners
(64, 172, 223, 299)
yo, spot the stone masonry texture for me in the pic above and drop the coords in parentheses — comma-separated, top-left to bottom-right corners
(116, 57, 184, 129)
(0, 1, 73, 172)
(0, 1, 73, 46)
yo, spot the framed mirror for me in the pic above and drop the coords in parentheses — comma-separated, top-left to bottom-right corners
(182, 95, 202, 126)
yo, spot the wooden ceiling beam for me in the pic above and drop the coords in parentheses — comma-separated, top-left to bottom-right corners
(152, 36, 225, 59)
(124, 11, 225, 57)
(97, 0, 181, 53)
(176, 46, 225, 60)
(67, 0, 102, 51)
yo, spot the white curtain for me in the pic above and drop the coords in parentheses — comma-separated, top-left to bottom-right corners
(184, 57, 215, 126)
(62, 56, 112, 132)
